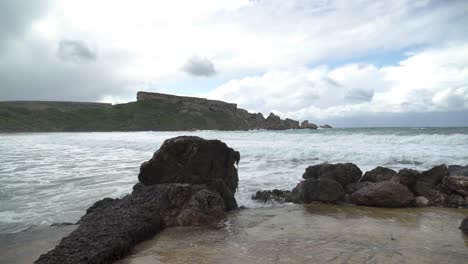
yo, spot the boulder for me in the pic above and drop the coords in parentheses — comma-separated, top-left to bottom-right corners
(251, 189, 298, 203)
(414, 196, 430, 207)
(448, 165, 468, 176)
(460, 217, 468, 235)
(413, 165, 449, 205)
(393, 168, 419, 187)
(361, 166, 396, 183)
(443, 176, 468, 196)
(297, 178, 345, 203)
(303, 163, 362, 187)
(350, 181, 414, 208)
(344, 182, 373, 194)
(138, 136, 240, 210)
(446, 194, 466, 208)
(36, 136, 240, 264)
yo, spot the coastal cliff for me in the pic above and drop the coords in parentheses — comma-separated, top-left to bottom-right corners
(0, 91, 318, 132)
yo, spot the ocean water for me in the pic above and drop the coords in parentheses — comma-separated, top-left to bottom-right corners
(1, 128, 468, 233)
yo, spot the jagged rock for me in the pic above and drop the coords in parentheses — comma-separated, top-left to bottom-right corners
(303, 163, 362, 187)
(413, 165, 449, 205)
(393, 168, 419, 187)
(283, 118, 300, 129)
(361, 166, 396, 182)
(345, 182, 373, 194)
(138, 136, 239, 210)
(350, 181, 414, 208)
(251, 189, 297, 203)
(448, 165, 468, 176)
(460, 217, 468, 235)
(414, 196, 430, 207)
(442, 176, 468, 196)
(297, 179, 345, 203)
(300, 120, 318, 129)
(36, 136, 239, 264)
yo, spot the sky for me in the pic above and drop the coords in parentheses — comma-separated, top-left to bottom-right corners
(0, 0, 467, 127)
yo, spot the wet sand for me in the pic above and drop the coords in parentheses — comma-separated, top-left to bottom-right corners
(1, 204, 467, 264)
(118, 204, 468, 264)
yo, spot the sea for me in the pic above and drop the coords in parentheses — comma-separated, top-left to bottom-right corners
(1, 127, 468, 234)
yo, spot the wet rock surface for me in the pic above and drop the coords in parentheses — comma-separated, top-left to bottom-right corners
(251, 189, 297, 203)
(360, 166, 396, 182)
(460, 217, 468, 235)
(350, 181, 415, 207)
(302, 163, 362, 187)
(35, 136, 240, 264)
(297, 178, 344, 203)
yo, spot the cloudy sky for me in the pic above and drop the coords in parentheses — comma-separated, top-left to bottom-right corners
(1, 0, 467, 126)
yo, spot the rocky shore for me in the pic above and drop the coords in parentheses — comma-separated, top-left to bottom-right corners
(30, 136, 467, 263)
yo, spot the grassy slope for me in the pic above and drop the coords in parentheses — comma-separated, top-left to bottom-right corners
(0, 100, 237, 132)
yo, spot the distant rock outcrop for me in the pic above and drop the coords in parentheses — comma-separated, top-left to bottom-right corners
(300, 120, 318, 129)
(319, 124, 333, 128)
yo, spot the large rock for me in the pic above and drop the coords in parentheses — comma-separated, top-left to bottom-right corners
(350, 181, 414, 208)
(448, 165, 468, 176)
(460, 217, 468, 235)
(303, 163, 362, 187)
(345, 182, 373, 194)
(443, 176, 468, 196)
(413, 165, 449, 205)
(300, 120, 318, 129)
(361, 166, 396, 182)
(296, 178, 345, 203)
(36, 136, 240, 264)
(138, 136, 240, 210)
(393, 168, 419, 187)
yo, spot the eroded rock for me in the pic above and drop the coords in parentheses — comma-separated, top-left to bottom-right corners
(303, 163, 362, 187)
(361, 166, 396, 183)
(351, 181, 414, 208)
(443, 176, 468, 196)
(393, 168, 419, 188)
(297, 178, 345, 203)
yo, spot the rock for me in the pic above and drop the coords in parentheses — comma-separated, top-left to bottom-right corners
(448, 165, 468, 176)
(446, 194, 466, 208)
(393, 168, 419, 187)
(443, 176, 468, 196)
(319, 124, 333, 128)
(414, 196, 430, 207)
(251, 189, 297, 203)
(361, 166, 397, 183)
(350, 181, 414, 208)
(138, 136, 239, 210)
(297, 178, 345, 203)
(303, 163, 362, 187)
(345, 182, 373, 194)
(413, 165, 449, 205)
(460, 217, 468, 235)
(36, 136, 239, 264)
(300, 120, 318, 129)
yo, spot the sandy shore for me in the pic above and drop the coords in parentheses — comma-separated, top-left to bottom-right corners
(1, 204, 467, 264)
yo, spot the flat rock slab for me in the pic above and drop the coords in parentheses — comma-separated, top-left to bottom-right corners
(0, 225, 77, 264)
(118, 204, 468, 264)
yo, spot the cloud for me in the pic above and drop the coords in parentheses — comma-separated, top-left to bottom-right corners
(208, 43, 468, 121)
(181, 56, 216, 77)
(57, 40, 97, 63)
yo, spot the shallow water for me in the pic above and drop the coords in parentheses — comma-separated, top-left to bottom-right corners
(1, 128, 468, 233)
(118, 204, 468, 264)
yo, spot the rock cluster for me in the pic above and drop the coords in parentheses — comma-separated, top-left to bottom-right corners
(36, 136, 240, 264)
(253, 163, 468, 208)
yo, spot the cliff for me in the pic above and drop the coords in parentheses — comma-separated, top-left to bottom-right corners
(0, 91, 308, 132)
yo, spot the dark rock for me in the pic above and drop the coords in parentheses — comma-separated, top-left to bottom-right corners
(345, 182, 373, 194)
(297, 178, 345, 203)
(138, 136, 239, 210)
(303, 163, 362, 187)
(393, 168, 419, 187)
(251, 189, 297, 203)
(460, 217, 468, 235)
(446, 194, 466, 208)
(319, 124, 333, 128)
(414, 196, 430, 207)
(361, 166, 396, 183)
(36, 136, 239, 264)
(443, 176, 468, 196)
(300, 120, 318, 129)
(448, 165, 468, 176)
(413, 165, 449, 205)
(350, 181, 414, 208)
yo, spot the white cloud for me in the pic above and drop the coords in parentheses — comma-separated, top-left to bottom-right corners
(207, 43, 468, 120)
